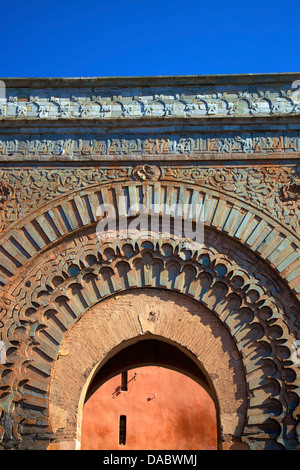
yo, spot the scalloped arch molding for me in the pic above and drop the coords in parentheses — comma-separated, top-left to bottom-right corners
(0, 224, 299, 449)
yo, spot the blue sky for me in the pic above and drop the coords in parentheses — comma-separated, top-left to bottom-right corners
(1, 0, 299, 77)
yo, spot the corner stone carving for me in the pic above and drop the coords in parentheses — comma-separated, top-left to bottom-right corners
(0, 409, 16, 444)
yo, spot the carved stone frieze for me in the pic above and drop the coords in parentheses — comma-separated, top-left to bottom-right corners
(0, 131, 299, 161)
(1, 80, 300, 120)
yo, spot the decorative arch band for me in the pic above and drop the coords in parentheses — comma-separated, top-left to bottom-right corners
(0, 180, 299, 299)
(0, 230, 299, 449)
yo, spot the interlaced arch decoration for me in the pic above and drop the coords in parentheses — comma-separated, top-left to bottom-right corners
(0, 221, 299, 450)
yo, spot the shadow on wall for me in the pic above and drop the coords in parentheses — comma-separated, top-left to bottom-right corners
(81, 366, 218, 450)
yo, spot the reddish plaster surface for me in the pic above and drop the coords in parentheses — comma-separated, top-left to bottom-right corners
(81, 366, 218, 450)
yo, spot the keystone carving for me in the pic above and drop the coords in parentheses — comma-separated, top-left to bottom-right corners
(132, 164, 161, 182)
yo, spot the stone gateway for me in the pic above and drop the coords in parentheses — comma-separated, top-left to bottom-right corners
(0, 73, 299, 450)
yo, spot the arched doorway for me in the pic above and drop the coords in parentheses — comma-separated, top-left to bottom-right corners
(81, 338, 218, 450)
(81, 364, 218, 450)
(49, 288, 248, 450)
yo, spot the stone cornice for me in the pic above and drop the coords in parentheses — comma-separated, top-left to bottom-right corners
(1, 72, 300, 88)
(1, 73, 300, 122)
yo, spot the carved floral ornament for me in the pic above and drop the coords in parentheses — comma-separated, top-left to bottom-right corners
(0, 165, 299, 237)
(280, 179, 300, 202)
(0, 182, 14, 207)
(132, 164, 161, 182)
(0, 230, 299, 449)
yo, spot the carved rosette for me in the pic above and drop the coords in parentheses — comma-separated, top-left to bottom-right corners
(280, 180, 300, 202)
(132, 164, 161, 182)
(0, 181, 14, 207)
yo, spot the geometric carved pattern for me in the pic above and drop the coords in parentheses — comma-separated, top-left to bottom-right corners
(0, 181, 298, 299)
(1, 132, 300, 161)
(0, 228, 299, 449)
(0, 165, 299, 237)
